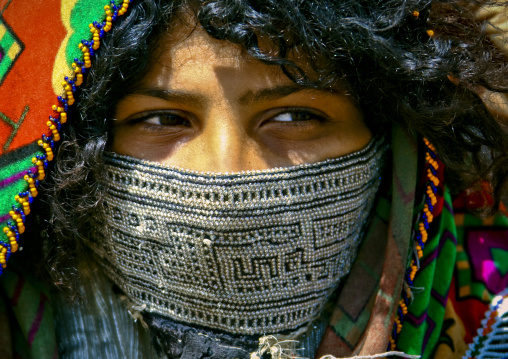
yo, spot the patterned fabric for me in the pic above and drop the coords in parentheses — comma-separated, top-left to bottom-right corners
(87, 138, 386, 336)
(0, 0, 114, 271)
(0, 264, 58, 359)
(463, 288, 508, 359)
(316, 125, 419, 358)
(316, 127, 508, 359)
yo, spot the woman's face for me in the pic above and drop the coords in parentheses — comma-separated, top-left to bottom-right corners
(112, 23, 372, 172)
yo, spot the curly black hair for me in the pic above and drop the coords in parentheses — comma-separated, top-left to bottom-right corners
(32, 0, 508, 293)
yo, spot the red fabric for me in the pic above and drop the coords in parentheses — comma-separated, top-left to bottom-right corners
(0, 0, 66, 154)
(448, 276, 489, 344)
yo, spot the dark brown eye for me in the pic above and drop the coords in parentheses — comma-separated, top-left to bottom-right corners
(144, 113, 191, 126)
(270, 111, 323, 123)
(134, 112, 191, 127)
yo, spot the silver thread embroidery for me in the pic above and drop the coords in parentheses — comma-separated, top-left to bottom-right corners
(86, 136, 388, 335)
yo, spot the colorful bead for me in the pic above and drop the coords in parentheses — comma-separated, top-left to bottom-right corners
(1, 0, 133, 275)
(464, 289, 508, 359)
(388, 137, 443, 350)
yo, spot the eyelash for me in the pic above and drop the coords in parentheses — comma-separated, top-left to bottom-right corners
(126, 108, 328, 132)
(264, 109, 329, 126)
(128, 110, 191, 129)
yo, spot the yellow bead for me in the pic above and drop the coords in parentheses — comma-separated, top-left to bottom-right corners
(75, 74, 83, 87)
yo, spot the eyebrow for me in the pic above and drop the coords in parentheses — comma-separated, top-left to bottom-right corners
(124, 84, 321, 108)
(124, 88, 210, 109)
(238, 85, 307, 105)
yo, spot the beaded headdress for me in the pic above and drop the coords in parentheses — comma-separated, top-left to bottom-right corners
(0, 0, 131, 273)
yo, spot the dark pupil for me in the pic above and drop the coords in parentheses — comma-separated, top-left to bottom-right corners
(160, 115, 185, 126)
(290, 112, 312, 121)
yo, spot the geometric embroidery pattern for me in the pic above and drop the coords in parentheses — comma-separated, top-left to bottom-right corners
(466, 229, 508, 295)
(455, 204, 508, 302)
(0, 19, 24, 86)
(0, 105, 29, 152)
(86, 139, 386, 335)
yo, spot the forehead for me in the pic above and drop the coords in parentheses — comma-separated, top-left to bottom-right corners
(142, 15, 309, 91)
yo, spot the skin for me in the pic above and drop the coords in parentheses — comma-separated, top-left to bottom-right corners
(112, 22, 372, 173)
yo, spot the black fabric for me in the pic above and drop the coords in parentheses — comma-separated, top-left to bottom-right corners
(0, 141, 40, 167)
(145, 313, 263, 359)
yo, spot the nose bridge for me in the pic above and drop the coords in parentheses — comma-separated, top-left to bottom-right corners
(195, 107, 266, 172)
(204, 118, 245, 172)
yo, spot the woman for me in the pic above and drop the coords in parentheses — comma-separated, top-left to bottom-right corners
(0, 0, 507, 358)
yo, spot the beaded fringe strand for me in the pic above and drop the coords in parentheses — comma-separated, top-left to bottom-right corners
(0, 0, 132, 275)
(388, 138, 442, 350)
